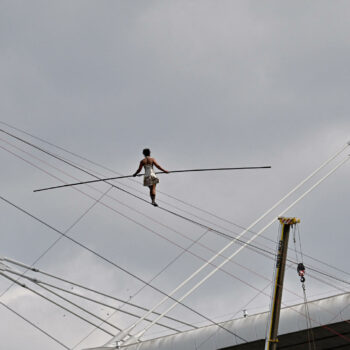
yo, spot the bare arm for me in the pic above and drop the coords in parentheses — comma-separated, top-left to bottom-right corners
(133, 161, 144, 176)
(153, 159, 169, 173)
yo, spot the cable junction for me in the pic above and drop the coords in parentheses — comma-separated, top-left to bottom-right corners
(0, 270, 116, 337)
(0, 257, 196, 331)
(1, 268, 182, 334)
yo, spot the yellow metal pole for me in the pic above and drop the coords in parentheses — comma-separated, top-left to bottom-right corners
(265, 217, 300, 350)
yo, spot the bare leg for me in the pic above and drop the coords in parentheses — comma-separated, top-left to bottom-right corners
(149, 185, 157, 206)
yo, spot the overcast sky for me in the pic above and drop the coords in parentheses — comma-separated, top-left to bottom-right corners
(1, 1, 350, 349)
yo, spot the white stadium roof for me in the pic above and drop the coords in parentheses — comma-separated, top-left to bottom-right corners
(85, 292, 350, 350)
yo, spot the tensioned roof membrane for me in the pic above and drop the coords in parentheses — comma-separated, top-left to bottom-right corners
(85, 292, 350, 350)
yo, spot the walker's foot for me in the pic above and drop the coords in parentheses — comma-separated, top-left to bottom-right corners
(152, 202, 158, 207)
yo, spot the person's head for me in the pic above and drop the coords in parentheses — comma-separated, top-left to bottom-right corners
(143, 148, 151, 157)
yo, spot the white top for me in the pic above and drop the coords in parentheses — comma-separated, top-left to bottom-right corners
(144, 164, 156, 178)
(143, 163, 159, 186)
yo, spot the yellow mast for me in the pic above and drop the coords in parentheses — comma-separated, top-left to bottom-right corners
(265, 217, 300, 350)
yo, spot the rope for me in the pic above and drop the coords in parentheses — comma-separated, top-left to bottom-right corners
(196, 281, 273, 350)
(293, 225, 316, 350)
(2, 122, 350, 284)
(118, 155, 350, 344)
(0, 143, 288, 277)
(0, 122, 268, 236)
(0, 300, 70, 349)
(3, 141, 346, 318)
(1, 258, 191, 331)
(1, 128, 346, 249)
(2, 257, 194, 329)
(159, 190, 350, 281)
(2, 185, 348, 348)
(2, 135, 350, 344)
(0, 169, 113, 345)
(0, 195, 247, 343)
(4, 268, 181, 333)
(5, 139, 350, 293)
(2, 128, 350, 283)
(7, 138, 350, 291)
(71, 229, 210, 349)
(0, 271, 115, 337)
(1, 127, 348, 344)
(0, 142, 286, 338)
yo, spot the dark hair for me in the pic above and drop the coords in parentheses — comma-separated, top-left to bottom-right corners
(143, 148, 151, 157)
